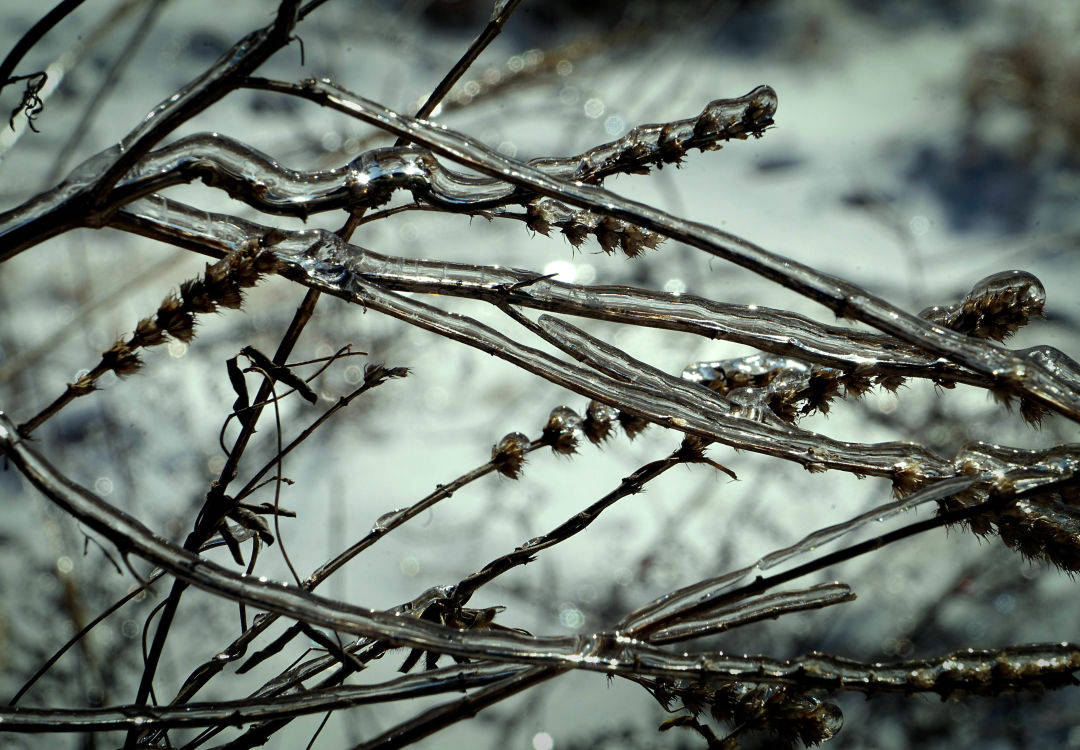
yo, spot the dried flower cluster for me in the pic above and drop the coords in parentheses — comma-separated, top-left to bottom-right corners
(18, 242, 280, 435)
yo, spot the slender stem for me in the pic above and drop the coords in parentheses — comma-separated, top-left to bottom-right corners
(0, 664, 526, 732)
(0, 0, 89, 93)
(395, 0, 524, 144)
(7, 571, 163, 706)
(232, 373, 399, 503)
(164, 440, 539, 708)
(450, 450, 687, 606)
(353, 666, 557, 750)
(42, 0, 170, 186)
(126, 284, 322, 747)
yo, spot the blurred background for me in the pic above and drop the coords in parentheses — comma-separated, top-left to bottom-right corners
(1, 0, 1079, 747)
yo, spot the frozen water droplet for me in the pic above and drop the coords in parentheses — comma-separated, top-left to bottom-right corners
(372, 507, 408, 533)
(815, 701, 844, 740)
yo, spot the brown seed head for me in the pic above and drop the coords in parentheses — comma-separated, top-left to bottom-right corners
(583, 400, 619, 444)
(542, 406, 582, 455)
(492, 432, 530, 478)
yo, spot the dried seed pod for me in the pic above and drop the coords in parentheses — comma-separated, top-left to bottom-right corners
(564, 85, 777, 181)
(524, 198, 663, 258)
(68, 375, 97, 397)
(708, 683, 843, 749)
(131, 316, 167, 348)
(491, 432, 530, 478)
(874, 373, 906, 393)
(583, 400, 619, 444)
(179, 277, 217, 314)
(919, 269, 1045, 342)
(840, 368, 874, 398)
(653, 679, 843, 750)
(541, 406, 583, 455)
(560, 219, 590, 248)
(100, 341, 142, 377)
(685, 354, 859, 424)
(1019, 396, 1050, 427)
(993, 496, 1080, 572)
(891, 460, 926, 497)
(802, 369, 841, 415)
(18, 241, 281, 435)
(617, 410, 649, 440)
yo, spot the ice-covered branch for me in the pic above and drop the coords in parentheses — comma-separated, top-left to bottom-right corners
(0, 663, 525, 733)
(105, 196, 1080, 499)
(5, 411, 1079, 695)
(0, 2, 304, 259)
(109, 197, 1011, 400)
(239, 76, 1080, 424)
(0, 87, 773, 258)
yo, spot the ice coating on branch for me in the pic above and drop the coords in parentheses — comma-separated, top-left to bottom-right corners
(948, 440, 1080, 569)
(0, 663, 531, 732)
(920, 270, 1046, 342)
(684, 353, 868, 423)
(621, 474, 981, 635)
(109, 196, 1080, 511)
(646, 582, 855, 644)
(0, 10, 303, 261)
(1021, 346, 1080, 391)
(371, 508, 409, 533)
(0, 87, 773, 259)
(531, 84, 777, 181)
(4, 410, 1080, 697)
(273, 76, 1080, 423)
(120, 196, 998, 396)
